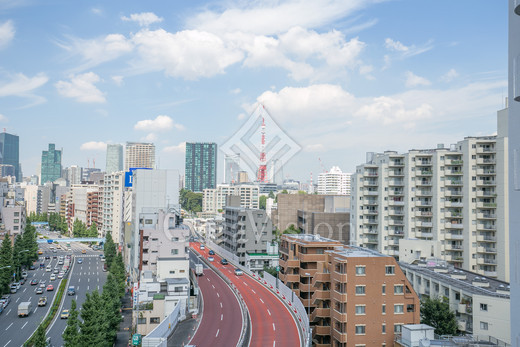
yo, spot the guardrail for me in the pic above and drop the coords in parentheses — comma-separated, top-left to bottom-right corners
(141, 300, 182, 347)
(206, 240, 309, 347)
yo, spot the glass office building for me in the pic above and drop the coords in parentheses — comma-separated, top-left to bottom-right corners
(0, 132, 21, 181)
(185, 142, 217, 192)
(41, 143, 62, 184)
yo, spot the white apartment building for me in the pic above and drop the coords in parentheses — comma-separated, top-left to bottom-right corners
(22, 184, 50, 215)
(317, 166, 351, 195)
(351, 108, 508, 281)
(102, 171, 125, 245)
(125, 142, 155, 171)
(400, 261, 510, 344)
(202, 183, 259, 213)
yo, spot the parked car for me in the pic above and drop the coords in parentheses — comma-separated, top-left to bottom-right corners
(0, 295, 11, 308)
(21, 271, 28, 279)
(20, 278, 26, 285)
(29, 265, 36, 270)
(234, 269, 244, 276)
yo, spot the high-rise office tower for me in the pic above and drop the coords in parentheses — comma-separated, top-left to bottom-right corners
(106, 144, 123, 174)
(317, 166, 352, 195)
(224, 154, 240, 184)
(125, 142, 155, 171)
(185, 142, 217, 192)
(41, 143, 62, 184)
(0, 132, 21, 181)
(508, 2, 519, 344)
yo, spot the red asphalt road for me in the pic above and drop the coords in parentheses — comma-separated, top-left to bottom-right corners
(190, 249, 242, 347)
(193, 242, 301, 347)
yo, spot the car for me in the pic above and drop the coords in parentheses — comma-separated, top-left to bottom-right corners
(103, 263, 107, 272)
(22, 271, 28, 279)
(36, 288, 43, 294)
(0, 295, 11, 308)
(77, 258, 83, 264)
(46, 285, 54, 291)
(60, 309, 70, 319)
(39, 280, 46, 288)
(30, 279, 38, 285)
(38, 296, 47, 306)
(58, 272, 64, 279)
(200, 245, 205, 250)
(40, 263, 45, 269)
(220, 259, 228, 265)
(46, 265, 52, 272)
(38, 250, 43, 255)
(50, 274, 56, 281)
(45, 255, 50, 260)
(81, 249, 86, 254)
(67, 286, 75, 296)
(53, 269, 59, 274)
(29, 265, 36, 270)
(53, 255, 57, 259)
(20, 278, 26, 285)
(58, 260, 63, 265)
(49, 246, 54, 250)
(208, 250, 215, 255)
(58, 235, 62, 238)
(10, 284, 18, 294)
(208, 256, 214, 262)
(52, 249, 57, 253)
(234, 269, 244, 276)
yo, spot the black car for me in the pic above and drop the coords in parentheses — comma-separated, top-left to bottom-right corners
(220, 259, 228, 265)
(209, 250, 215, 255)
(45, 256, 50, 260)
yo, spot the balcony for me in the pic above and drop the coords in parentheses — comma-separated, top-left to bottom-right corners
(333, 329, 348, 343)
(313, 272, 331, 284)
(389, 220, 404, 226)
(389, 170, 404, 176)
(389, 210, 404, 216)
(477, 169, 496, 175)
(388, 200, 405, 206)
(416, 190, 433, 197)
(311, 290, 330, 304)
(477, 258, 497, 265)
(281, 273, 300, 282)
(416, 231, 433, 238)
(388, 229, 404, 237)
(332, 309, 348, 323)
(417, 170, 433, 176)
(364, 210, 378, 215)
(445, 201, 463, 208)
(445, 222, 463, 229)
(363, 219, 378, 225)
(476, 191, 497, 198)
(387, 239, 399, 246)
(445, 158, 463, 165)
(484, 270, 497, 277)
(477, 146, 496, 154)
(477, 246, 496, 254)
(363, 171, 378, 177)
(476, 180, 496, 187)
(445, 180, 463, 186)
(446, 170, 463, 176)
(363, 180, 378, 187)
(444, 244, 462, 251)
(332, 272, 347, 283)
(331, 290, 347, 302)
(311, 307, 331, 321)
(279, 258, 300, 269)
(457, 320, 467, 331)
(314, 325, 331, 336)
(477, 213, 496, 219)
(416, 161, 432, 166)
(389, 190, 404, 196)
(458, 303, 468, 314)
(364, 190, 378, 196)
(362, 237, 378, 244)
(417, 221, 433, 227)
(416, 180, 432, 186)
(445, 233, 464, 240)
(445, 190, 462, 197)
(477, 224, 496, 231)
(477, 235, 496, 242)
(363, 199, 378, 205)
(388, 180, 404, 186)
(300, 253, 326, 262)
(416, 211, 433, 217)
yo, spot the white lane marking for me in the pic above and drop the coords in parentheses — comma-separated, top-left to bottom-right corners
(217, 293, 220, 298)
(23, 288, 26, 293)
(87, 286, 89, 291)
(97, 286, 99, 290)
(252, 289, 256, 294)
(216, 329, 219, 337)
(3, 340, 11, 347)
(273, 323, 276, 331)
(267, 309, 271, 316)
(34, 307, 38, 313)
(243, 282, 248, 287)
(78, 278, 81, 283)
(212, 284, 215, 289)
(220, 302, 223, 308)
(273, 341, 276, 347)
(15, 297, 19, 303)
(97, 278, 99, 282)
(63, 327, 66, 334)
(22, 322, 28, 329)
(5, 323, 13, 330)
(6, 309, 11, 315)
(260, 298, 264, 304)
(88, 278, 90, 282)
(221, 314, 223, 321)
(75, 295, 78, 300)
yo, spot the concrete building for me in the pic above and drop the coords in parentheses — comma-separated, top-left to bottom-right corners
(224, 154, 240, 184)
(202, 183, 259, 213)
(23, 184, 51, 215)
(400, 260, 510, 344)
(0, 165, 16, 179)
(279, 234, 420, 347)
(63, 165, 82, 186)
(106, 144, 124, 174)
(1, 204, 25, 237)
(272, 194, 326, 231)
(318, 166, 351, 195)
(185, 142, 217, 192)
(41, 144, 62, 184)
(0, 132, 21, 181)
(508, 3, 520, 345)
(219, 196, 275, 266)
(65, 184, 99, 232)
(125, 142, 155, 171)
(351, 112, 509, 281)
(102, 171, 125, 245)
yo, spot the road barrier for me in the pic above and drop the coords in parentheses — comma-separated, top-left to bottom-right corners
(142, 300, 182, 347)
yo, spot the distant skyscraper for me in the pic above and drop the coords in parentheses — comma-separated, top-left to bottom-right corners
(125, 142, 155, 171)
(41, 143, 62, 184)
(185, 142, 217, 192)
(106, 144, 123, 174)
(0, 132, 21, 181)
(224, 154, 240, 184)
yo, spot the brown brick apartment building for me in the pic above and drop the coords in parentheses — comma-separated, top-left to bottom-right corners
(279, 234, 420, 347)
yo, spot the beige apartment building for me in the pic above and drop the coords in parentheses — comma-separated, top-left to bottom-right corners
(279, 234, 419, 347)
(125, 142, 155, 171)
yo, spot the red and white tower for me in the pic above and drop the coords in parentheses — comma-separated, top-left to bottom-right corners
(257, 115, 267, 183)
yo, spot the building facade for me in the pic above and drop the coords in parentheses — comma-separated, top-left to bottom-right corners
(102, 171, 125, 245)
(106, 144, 124, 174)
(0, 132, 21, 182)
(202, 183, 259, 213)
(318, 166, 351, 195)
(125, 142, 155, 171)
(185, 142, 217, 192)
(351, 113, 509, 281)
(41, 143, 62, 184)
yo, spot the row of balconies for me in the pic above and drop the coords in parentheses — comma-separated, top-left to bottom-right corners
(476, 246, 497, 254)
(476, 258, 497, 265)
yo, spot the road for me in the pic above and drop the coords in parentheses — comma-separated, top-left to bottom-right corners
(187, 249, 242, 347)
(193, 242, 301, 347)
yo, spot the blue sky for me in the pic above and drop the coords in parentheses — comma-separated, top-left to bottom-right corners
(0, 0, 507, 183)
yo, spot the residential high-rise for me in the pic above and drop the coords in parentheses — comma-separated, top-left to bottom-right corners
(202, 183, 259, 213)
(0, 132, 21, 181)
(106, 144, 124, 174)
(351, 111, 508, 281)
(317, 166, 351, 195)
(508, 2, 520, 344)
(185, 142, 217, 192)
(41, 143, 62, 184)
(102, 171, 125, 244)
(125, 142, 155, 171)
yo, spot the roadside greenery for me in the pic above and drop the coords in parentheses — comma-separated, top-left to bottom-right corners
(0, 235, 13, 294)
(180, 188, 203, 213)
(28, 212, 68, 234)
(420, 296, 457, 335)
(73, 219, 98, 238)
(104, 230, 117, 269)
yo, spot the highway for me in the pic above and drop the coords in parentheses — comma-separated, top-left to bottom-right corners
(188, 248, 242, 347)
(193, 242, 301, 347)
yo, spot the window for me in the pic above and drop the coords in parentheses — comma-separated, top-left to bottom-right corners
(171, 237, 179, 242)
(394, 304, 404, 314)
(145, 219, 153, 224)
(355, 325, 366, 335)
(382, 304, 386, 314)
(480, 303, 488, 311)
(382, 284, 386, 295)
(385, 266, 395, 275)
(407, 304, 415, 312)
(138, 318, 146, 324)
(169, 270, 175, 274)
(171, 249, 179, 255)
(355, 266, 366, 275)
(382, 324, 386, 334)
(355, 305, 366, 315)
(14, 212, 19, 216)
(394, 285, 404, 295)
(355, 285, 366, 295)
(480, 321, 489, 330)
(394, 324, 403, 333)
(14, 219, 19, 223)
(150, 317, 160, 324)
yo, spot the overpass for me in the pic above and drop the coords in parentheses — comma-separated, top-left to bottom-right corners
(37, 237, 105, 243)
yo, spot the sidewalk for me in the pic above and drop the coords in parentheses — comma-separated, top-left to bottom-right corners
(115, 291, 133, 347)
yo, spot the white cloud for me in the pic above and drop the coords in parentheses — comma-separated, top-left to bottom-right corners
(355, 96, 433, 127)
(237, 113, 245, 120)
(0, 114, 8, 122)
(384, 38, 433, 68)
(91, 8, 102, 15)
(384, 38, 408, 52)
(0, 20, 14, 49)
(122, 12, 163, 27)
(80, 141, 107, 151)
(112, 75, 124, 86)
(142, 133, 157, 142)
(163, 142, 186, 154)
(55, 72, 106, 103)
(0, 72, 48, 97)
(230, 88, 241, 94)
(132, 29, 243, 80)
(134, 115, 184, 132)
(440, 68, 459, 82)
(405, 71, 431, 88)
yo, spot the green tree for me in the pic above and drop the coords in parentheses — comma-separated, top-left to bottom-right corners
(12, 234, 24, 281)
(420, 296, 457, 335)
(87, 223, 98, 238)
(263, 265, 278, 277)
(79, 291, 107, 346)
(33, 323, 48, 347)
(0, 235, 13, 294)
(102, 274, 123, 343)
(259, 195, 267, 210)
(268, 191, 275, 199)
(110, 253, 126, 297)
(73, 219, 87, 238)
(21, 224, 39, 267)
(104, 230, 117, 269)
(180, 189, 203, 213)
(63, 299, 80, 347)
(283, 224, 299, 234)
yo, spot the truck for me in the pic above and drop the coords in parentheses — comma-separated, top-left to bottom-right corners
(195, 263, 203, 276)
(18, 301, 32, 317)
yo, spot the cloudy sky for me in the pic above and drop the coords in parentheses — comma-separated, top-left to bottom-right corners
(0, 0, 507, 183)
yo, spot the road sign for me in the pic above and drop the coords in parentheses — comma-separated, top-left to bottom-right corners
(132, 333, 141, 345)
(275, 265, 280, 272)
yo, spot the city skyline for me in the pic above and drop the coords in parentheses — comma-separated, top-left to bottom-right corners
(0, 1, 507, 182)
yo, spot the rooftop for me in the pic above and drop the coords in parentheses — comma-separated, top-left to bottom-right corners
(329, 245, 388, 258)
(283, 233, 338, 244)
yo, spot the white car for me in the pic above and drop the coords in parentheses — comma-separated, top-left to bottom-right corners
(58, 272, 64, 279)
(50, 274, 56, 281)
(208, 256, 214, 262)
